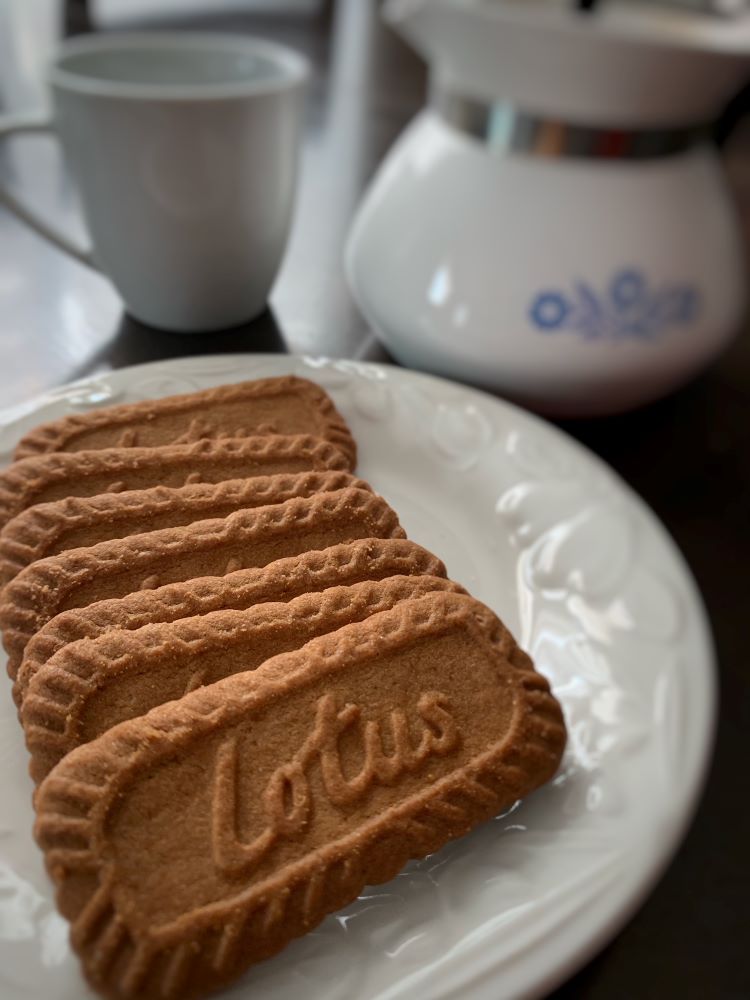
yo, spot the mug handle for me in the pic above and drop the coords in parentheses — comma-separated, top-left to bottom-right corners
(0, 112, 98, 269)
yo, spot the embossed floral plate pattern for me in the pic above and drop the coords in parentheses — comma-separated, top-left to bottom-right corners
(0, 356, 715, 1000)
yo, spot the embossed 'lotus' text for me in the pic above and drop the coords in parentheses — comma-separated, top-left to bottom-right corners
(212, 691, 460, 877)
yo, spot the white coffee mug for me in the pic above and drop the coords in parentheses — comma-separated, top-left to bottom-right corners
(0, 33, 309, 332)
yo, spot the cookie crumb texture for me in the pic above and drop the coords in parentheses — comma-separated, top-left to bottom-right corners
(0, 434, 352, 530)
(1, 487, 404, 677)
(13, 538, 446, 706)
(14, 537, 446, 708)
(0, 376, 567, 1000)
(13, 376, 356, 468)
(0, 471, 368, 587)
(35, 594, 565, 1000)
(23, 575, 465, 782)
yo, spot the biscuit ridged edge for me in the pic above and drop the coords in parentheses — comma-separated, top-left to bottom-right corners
(22, 575, 466, 779)
(0, 470, 367, 586)
(35, 594, 565, 1000)
(0, 434, 352, 529)
(1, 488, 404, 676)
(15, 538, 446, 704)
(14, 376, 355, 465)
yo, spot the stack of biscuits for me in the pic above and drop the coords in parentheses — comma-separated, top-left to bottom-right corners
(0, 376, 566, 1000)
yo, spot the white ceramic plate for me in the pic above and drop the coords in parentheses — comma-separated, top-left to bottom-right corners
(0, 355, 715, 1000)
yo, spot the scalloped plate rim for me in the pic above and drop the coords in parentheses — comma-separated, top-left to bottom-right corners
(0, 354, 716, 1000)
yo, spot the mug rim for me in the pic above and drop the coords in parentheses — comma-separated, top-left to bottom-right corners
(47, 31, 309, 101)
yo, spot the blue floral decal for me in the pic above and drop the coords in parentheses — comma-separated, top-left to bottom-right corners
(529, 269, 700, 340)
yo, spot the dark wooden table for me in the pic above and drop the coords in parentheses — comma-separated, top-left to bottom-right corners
(1, 2, 748, 998)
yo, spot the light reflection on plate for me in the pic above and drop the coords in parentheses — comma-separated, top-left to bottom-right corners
(0, 355, 715, 1000)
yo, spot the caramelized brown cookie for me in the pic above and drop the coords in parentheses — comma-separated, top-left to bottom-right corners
(23, 576, 467, 782)
(35, 592, 565, 1000)
(1, 488, 403, 679)
(0, 470, 368, 588)
(14, 375, 355, 466)
(15, 538, 446, 707)
(0, 435, 352, 531)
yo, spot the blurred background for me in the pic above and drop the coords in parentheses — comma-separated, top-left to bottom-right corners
(1, 0, 748, 404)
(0, 0, 428, 396)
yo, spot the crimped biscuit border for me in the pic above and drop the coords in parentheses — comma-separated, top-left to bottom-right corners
(0, 470, 367, 587)
(0, 434, 351, 529)
(15, 538, 447, 706)
(0, 487, 405, 678)
(14, 376, 356, 466)
(22, 575, 466, 782)
(34, 593, 565, 1000)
